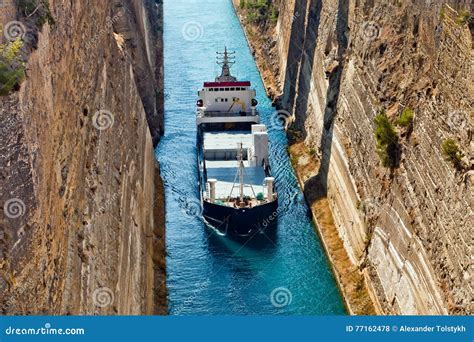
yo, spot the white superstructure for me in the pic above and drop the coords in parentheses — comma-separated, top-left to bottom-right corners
(197, 47, 276, 209)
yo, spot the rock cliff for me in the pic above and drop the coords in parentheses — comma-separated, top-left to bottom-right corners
(235, 0, 472, 314)
(0, 0, 166, 314)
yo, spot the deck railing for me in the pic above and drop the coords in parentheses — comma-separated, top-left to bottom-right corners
(197, 108, 257, 117)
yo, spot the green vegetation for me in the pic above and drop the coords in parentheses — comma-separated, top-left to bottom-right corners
(290, 154, 299, 166)
(455, 9, 470, 25)
(0, 0, 55, 95)
(309, 147, 316, 156)
(0, 38, 25, 96)
(440, 6, 446, 20)
(18, 0, 55, 27)
(396, 107, 414, 128)
(374, 110, 399, 168)
(269, 6, 279, 23)
(441, 138, 463, 170)
(240, 0, 279, 25)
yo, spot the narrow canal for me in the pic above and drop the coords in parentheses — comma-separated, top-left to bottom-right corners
(156, 0, 346, 315)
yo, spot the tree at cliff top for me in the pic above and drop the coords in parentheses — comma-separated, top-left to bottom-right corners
(240, 0, 279, 25)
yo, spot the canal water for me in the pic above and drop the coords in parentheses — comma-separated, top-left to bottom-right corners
(156, 0, 345, 315)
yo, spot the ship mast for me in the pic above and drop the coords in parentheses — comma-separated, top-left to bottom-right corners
(238, 142, 244, 202)
(216, 47, 237, 82)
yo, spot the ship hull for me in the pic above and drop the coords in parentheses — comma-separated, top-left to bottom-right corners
(202, 199, 278, 237)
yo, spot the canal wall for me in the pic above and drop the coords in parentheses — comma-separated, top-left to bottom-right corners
(0, 0, 166, 314)
(234, 0, 472, 314)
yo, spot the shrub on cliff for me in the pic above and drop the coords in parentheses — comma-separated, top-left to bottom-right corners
(455, 10, 470, 25)
(374, 111, 399, 168)
(441, 138, 463, 170)
(0, 38, 25, 96)
(18, 0, 55, 27)
(396, 108, 414, 128)
(241, 0, 279, 25)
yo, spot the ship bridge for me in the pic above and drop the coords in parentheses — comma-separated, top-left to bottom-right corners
(196, 47, 259, 125)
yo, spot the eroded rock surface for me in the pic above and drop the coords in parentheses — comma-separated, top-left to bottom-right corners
(0, 0, 166, 314)
(235, 0, 472, 314)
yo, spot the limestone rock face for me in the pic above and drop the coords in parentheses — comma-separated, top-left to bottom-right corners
(0, 0, 166, 314)
(236, 0, 472, 314)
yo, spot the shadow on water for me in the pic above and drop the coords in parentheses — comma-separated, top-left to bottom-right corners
(204, 222, 278, 254)
(305, 0, 349, 203)
(160, 0, 346, 314)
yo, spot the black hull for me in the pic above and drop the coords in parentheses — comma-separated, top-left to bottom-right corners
(203, 200, 278, 237)
(197, 120, 278, 239)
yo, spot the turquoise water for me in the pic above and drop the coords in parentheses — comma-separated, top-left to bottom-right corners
(156, 0, 345, 315)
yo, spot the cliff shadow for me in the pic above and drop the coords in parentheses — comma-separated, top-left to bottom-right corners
(280, 0, 308, 110)
(304, 0, 349, 203)
(292, 0, 323, 136)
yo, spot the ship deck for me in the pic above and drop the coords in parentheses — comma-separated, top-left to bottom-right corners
(203, 131, 252, 152)
(203, 131, 266, 199)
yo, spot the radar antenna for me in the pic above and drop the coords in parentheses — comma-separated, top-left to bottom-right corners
(215, 47, 237, 82)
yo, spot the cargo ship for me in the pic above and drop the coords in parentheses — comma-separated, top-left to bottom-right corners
(196, 48, 278, 237)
